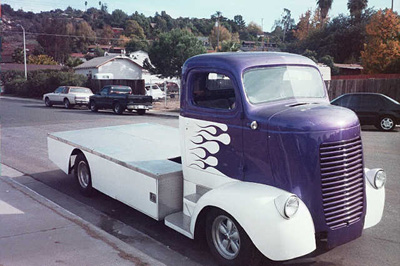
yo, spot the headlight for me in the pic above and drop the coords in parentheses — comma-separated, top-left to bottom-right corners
(374, 170, 386, 189)
(275, 194, 300, 219)
(284, 195, 300, 218)
(365, 168, 386, 189)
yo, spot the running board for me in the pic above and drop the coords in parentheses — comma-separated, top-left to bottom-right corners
(165, 212, 193, 239)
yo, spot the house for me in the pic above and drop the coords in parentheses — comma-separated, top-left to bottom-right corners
(74, 55, 143, 80)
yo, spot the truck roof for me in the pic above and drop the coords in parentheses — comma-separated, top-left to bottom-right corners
(183, 52, 317, 76)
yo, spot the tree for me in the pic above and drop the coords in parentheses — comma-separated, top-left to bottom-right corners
(148, 29, 206, 78)
(317, 0, 333, 23)
(348, 0, 368, 22)
(294, 10, 313, 40)
(361, 9, 400, 73)
(273, 8, 296, 42)
(124, 20, 146, 39)
(74, 21, 96, 52)
(28, 54, 57, 65)
(98, 25, 114, 45)
(110, 9, 128, 27)
(233, 15, 246, 30)
(37, 18, 73, 63)
(247, 22, 263, 39)
(125, 37, 149, 53)
(65, 57, 83, 68)
(12, 48, 24, 63)
(209, 25, 232, 49)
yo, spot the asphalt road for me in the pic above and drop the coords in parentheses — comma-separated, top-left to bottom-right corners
(1, 96, 399, 266)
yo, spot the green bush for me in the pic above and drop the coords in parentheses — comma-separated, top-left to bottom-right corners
(2, 70, 88, 98)
(8, 77, 28, 96)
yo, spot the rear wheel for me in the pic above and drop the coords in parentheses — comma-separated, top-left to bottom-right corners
(206, 209, 261, 266)
(45, 97, 52, 107)
(64, 98, 72, 109)
(113, 102, 124, 115)
(89, 100, 98, 112)
(137, 109, 146, 115)
(377, 116, 395, 131)
(74, 153, 93, 196)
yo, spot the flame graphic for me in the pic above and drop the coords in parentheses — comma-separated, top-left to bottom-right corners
(188, 123, 231, 171)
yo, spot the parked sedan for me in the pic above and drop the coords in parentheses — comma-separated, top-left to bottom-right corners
(145, 83, 165, 100)
(43, 86, 93, 109)
(331, 93, 400, 131)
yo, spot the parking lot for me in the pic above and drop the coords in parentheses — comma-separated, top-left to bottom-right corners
(1, 96, 399, 266)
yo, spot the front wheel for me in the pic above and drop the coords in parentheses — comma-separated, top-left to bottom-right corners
(45, 97, 52, 107)
(206, 209, 261, 266)
(89, 100, 98, 112)
(377, 116, 396, 131)
(74, 153, 93, 196)
(137, 109, 146, 115)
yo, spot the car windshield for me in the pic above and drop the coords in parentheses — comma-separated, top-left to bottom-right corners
(69, 87, 92, 93)
(243, 66, 326, 104)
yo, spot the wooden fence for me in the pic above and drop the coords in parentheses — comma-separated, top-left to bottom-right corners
(327, 78, 400, 102)
(89, 79, 145, 95)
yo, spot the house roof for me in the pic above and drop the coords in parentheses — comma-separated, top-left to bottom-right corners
(74, 55, 143, 70)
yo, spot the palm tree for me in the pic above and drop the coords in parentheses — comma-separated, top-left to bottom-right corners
(347, 0, 368, 22)
(317, 0, 333, 23)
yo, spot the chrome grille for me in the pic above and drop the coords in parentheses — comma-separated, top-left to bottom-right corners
(320, 137, 364, 230)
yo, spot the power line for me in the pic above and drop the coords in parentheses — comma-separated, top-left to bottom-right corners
(4, 29, 149, 43)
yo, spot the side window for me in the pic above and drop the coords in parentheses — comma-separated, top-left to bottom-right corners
(62, 87, 69, 94)
(359, 95, 380, 108)
(55, 87, 64, 93)
(191, 72, 236, 110)
(100, 87, 109, 96)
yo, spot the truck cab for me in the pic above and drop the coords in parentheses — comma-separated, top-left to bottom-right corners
(173, 52, 385, 264)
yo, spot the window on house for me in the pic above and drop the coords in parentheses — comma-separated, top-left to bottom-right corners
(191, 72, 236, 110)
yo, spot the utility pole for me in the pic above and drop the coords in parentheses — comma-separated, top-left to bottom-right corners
(17, 24, 27, 80)
(392, 0, 394, 10)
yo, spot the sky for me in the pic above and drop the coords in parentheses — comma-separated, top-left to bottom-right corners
(3, 0, 398, 30)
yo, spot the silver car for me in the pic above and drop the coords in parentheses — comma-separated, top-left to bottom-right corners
(43, 86, 93, 109)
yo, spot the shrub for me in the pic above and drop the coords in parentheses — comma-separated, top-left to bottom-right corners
(2, 70, 88, 98)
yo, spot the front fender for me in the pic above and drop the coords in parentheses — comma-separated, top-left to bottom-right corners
(190, 182, 316, 261)
(364, 168, 385, 229)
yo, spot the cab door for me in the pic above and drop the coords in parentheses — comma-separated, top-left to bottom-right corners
(181, 69, 244, 188)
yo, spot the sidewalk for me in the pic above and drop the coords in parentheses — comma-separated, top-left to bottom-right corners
(0, 165, 165, 266)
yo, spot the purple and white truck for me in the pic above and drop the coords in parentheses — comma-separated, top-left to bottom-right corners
(48, 52, 386, 265)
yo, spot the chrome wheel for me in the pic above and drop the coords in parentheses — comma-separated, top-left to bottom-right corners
(380, 117, 394, 131)
(45, 97, 52, 107)
(211, 215, 241, 260)
(77, 160, 90, 188)
(64, 99, 71, 109)
(113, 103, 123, 114)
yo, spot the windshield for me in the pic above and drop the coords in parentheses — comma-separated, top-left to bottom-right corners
(69, 87, 92, 94)
(243, 66, 326, 104)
